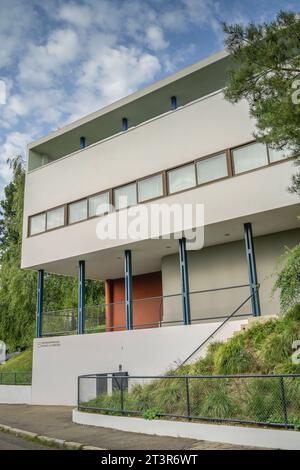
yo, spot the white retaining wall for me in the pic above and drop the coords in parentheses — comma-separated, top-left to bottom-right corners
(31, 320, 247, 406)
(73, 409, 300, 450)
(0, 385, 32, 404)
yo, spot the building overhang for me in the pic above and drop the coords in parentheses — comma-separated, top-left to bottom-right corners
(28, 50, 233, 169)
(22, 204, 300, 280)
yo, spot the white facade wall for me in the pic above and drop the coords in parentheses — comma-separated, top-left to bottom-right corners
(31, 320, 247, 405)
(162, 228, 300, 320)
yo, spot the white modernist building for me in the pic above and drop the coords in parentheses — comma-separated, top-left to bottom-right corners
(21, 50, 300, 405)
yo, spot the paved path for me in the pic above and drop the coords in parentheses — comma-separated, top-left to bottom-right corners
(0, 405, 256, 450)
(0, 430, 51, 450)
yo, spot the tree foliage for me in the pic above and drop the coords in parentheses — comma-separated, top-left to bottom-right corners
(0, 156, 104, 350)
(274, 244, 300, 311)
(223, 11, 300, 194)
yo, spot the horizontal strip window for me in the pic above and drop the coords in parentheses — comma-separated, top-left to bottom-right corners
(138, 174, 164, 202)
(68, 199, 88, 224)
(268, 146, 293, 163)
(114, 183, 137, 210)
(46, 206, 65, 230)
(168, 163, 196, 194)
(89, 192, 110, 217)
(30, 213, 46, 236)
(232, 142, 268, 174)
(27, 140, 292, 236)
(196, 152, 228, 185)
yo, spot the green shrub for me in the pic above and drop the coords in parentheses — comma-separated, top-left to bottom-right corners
(213, 334, 257, 374)
(200, 381, 239, 419)
(142, 408, 161, 420)
(274, 244, 300, 311)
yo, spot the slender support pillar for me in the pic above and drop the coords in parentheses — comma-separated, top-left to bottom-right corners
(179, 238, 191, 325)
(125, 250, 133, 330)
(171, 96, 177, 110)
(78, 260, 86, 334)
(244, 223, 261, 316)
(122, 117, 128, 131)
(80, 136, 86, 149)
(36, 269, 44, 338)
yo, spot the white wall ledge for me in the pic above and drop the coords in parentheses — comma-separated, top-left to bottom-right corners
(73, 409, 300, 450)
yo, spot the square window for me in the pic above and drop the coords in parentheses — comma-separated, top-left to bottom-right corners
(268, 147, 293, 163)
(30, 213, 46, 236)
(138, 174, 163, 202)
(233, 142, 268, 174)
(114, 183, 137, 210)
(196, 153, 228, 185)
(168, 164, 196, 194)
(89, 192, 110, 217)
(47, 206, 64, 230)
(68, 199, 87, 224)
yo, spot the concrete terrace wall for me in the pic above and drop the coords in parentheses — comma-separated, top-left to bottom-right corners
(0, 386, 32, 404)
(162, 228, 300, 321)
(31, 320, 247, 406)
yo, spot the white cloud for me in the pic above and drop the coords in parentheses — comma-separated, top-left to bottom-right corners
(69, 46, 161, 119)
(18, 29, 80, 88)
(146, 26, 169, 51)
(59, 3, 92, 28)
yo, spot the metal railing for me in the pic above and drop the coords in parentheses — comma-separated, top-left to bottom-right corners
(0, 371, 32, 385)
(42, 284, 253, 337)
(77, 373, 300, 429)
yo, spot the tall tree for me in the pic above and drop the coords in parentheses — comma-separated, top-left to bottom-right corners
(223, 11, 300, 194)
(0, 157, 104, 350)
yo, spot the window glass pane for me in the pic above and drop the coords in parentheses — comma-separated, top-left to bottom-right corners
(138, 174, 163, 202)
(69, 199, 87, 224)
(30, 213, 46, 235)
(114, 183, 137, 210)
(233, 142, 268, 174)
(268, 147, 293, 163)
(89, 192, 110, 217)
(196, 153, 228, 185)
(168, 164, 196, 194)
(47, 206, 64, 230)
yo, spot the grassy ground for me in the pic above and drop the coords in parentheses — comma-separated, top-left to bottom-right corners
(82, 305, 300, 427)
(0, 349, 32, 384)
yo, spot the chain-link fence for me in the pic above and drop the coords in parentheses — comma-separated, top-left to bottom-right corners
(0, 371, 32, 385)
(78, 373, 300, 428)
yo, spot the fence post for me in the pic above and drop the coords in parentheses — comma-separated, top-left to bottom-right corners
(279, 377, 288, 428)
(185, 378, 191, 420)
(120, 377, 124, 413)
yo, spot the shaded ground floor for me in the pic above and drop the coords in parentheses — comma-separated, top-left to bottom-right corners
(0, 405, 260, 450)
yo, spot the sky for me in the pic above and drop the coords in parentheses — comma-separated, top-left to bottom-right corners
(0, 0, 299, 195)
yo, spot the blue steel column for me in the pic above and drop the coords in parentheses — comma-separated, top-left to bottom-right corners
(179, 238, 191, 325)
(78, 260, 86, 334)
(244, 223, 261, 317)
(122, 118, 128, 131)
(36, 269, 44, 338)
(125, 250, 133, 330)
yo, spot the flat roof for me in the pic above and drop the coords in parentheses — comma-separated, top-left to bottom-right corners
(28, 50, 232, 163)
